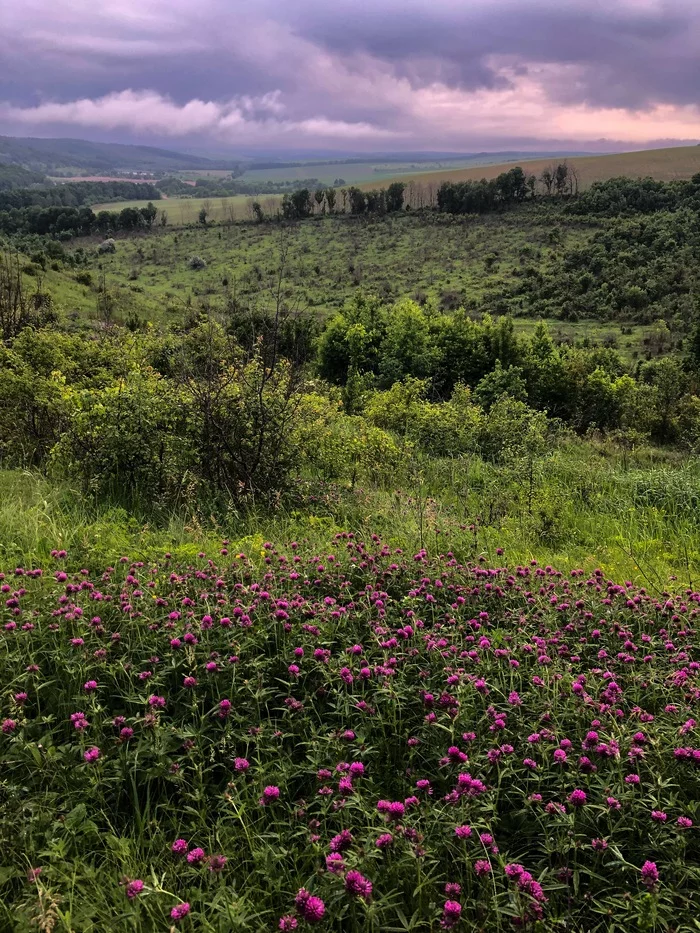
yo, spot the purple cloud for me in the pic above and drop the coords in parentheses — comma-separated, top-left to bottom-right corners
(2, 0, 700, 150)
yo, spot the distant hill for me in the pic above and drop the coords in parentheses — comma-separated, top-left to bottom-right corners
(361, 145, 700, 192)
(0, 136, 238, 174)
(0, 163, 47, 190)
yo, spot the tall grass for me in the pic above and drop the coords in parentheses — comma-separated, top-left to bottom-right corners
(3, 439, 700, 586)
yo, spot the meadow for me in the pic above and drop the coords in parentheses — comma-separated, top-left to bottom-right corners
(50, 210, 680, 364)
(2, 517, 700, 931)
(4, 166, 700, 931)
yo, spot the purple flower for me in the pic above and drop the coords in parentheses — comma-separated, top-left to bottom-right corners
(208, 854, 227, 872)
(83, 746, 100, 763)
(187, 847, 206, 864)
(569, 789, 587, 807)
(454, 824, 472, 839)
(345, 870, 372, 900)
(234, 757, 250, 772)
(442, 900, 462, 929)
(260, 785, 280, 805)
(171, 902, 191, 921)
(279, 917, 298, 931)
(171, 839, 189, 855)
(148, 695, 166, 708)
(640, 861, 659, 888)
(295, 890, 325, 924)
(375, 833, 393, 849)
(329, 829, 353, 852)
(83, 680, 98, 692)
(126, 880, 144, 899)
(1, 719, 17, 734)
(474, 859, 492, 877)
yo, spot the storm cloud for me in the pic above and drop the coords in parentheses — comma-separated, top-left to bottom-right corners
(2, 0, 700, 150)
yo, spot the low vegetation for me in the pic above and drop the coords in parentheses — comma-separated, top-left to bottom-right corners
(2, 144, 700, 931)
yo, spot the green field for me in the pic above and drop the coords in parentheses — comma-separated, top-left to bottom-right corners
(31, 209, 677, 366)
(93, 194, 278, 225)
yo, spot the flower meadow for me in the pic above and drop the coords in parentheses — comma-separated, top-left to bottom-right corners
(1, 537, 700, 932)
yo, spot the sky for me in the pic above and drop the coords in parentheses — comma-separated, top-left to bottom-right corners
(2, 0, 700, 153)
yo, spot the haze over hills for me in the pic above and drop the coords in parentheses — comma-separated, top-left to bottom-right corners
(0, 136, 239, 174)
(0, 134, 595, 177)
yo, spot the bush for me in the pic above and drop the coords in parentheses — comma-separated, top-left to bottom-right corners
(98, 239, 116, 254)
(188, 255, 207, 270)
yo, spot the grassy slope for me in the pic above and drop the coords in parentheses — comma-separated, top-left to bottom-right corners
(27, 212, 674, 361)
(363, 145, 700, 192)
(2, 435, 700, 584)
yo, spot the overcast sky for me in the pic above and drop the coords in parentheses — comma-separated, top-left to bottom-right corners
(2, 0, 700, 152)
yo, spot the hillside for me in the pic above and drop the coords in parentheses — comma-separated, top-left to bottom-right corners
(0, 135, 238, 174)
(363, 145, 700, 192)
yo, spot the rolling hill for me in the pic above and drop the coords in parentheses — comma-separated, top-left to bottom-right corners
(0, 136, 239, 174)
(360, 145, 700, 192)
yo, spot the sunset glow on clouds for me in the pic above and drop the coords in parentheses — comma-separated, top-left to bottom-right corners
(2, 0, 700, 150)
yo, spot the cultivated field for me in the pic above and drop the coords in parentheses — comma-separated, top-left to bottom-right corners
(93, 146, 700, 222)
(369, 145, 700, 195)
(93, 194, 281, 225)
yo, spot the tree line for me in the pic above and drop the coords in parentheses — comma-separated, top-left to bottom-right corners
(0, 201, 161, 237)
(0, 180, 161, 212)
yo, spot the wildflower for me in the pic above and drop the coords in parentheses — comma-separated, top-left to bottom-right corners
(651, 810, 667, 822)
(279, 917, 298, 931)
(208, 855, 227, 872)
(329, 829, 353, 852)
(1, 719, 17, 734)
(344, 869, 372, 899)
(569, 789, 587, 807)
(295, 890, 325, 924)
(170, 903, 191, 921)
(442, 900, 462, 929)
(591, 838, 608, 851)
(126, 880, 144, 899)
(454, 825, 472, 839)
(183, 676, 197, 688)
(83, 746, 100, 763)
(640, 861, 659, 888)
(187, 847, 206, 864)
(234, 757, 250, 772)
(444, 883, 461, 896)
(171, 839, 189, 855)
(678, 816, 693, 828)
(474, 859, 492, 877)
(83, 680, 98, 692)
(375, 833, 393, 849)
(260, 785, 280, 805)
(148, 695, 166, 708)
(326, 853, 345, 873)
